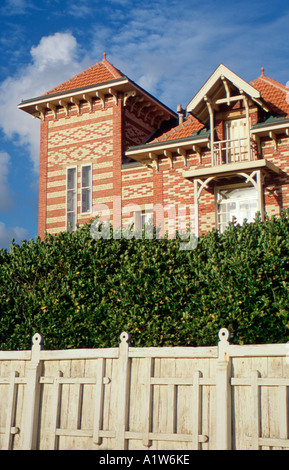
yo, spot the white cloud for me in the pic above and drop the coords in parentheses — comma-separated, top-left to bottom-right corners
(0, 151, 14, 212)
(93, 3, 289, 110)
(0, 32, 89, 172)
(1, 6, 289, 176)
(30, 33, 79, 71)
(1, 0, 29, 15)
(0, 221, 29, 249)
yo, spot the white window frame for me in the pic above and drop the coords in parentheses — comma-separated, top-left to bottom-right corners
(134, 209, 154, 232)
(66, 166, 78, 232)
(81, 163, 92, 214)
(215, 183, 258, 233)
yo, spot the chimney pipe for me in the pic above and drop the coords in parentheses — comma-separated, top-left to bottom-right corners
(177, 104, 185, 124)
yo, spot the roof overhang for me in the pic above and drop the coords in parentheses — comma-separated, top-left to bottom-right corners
(182, 159, 280, 180)
(251, 117, 289, 136)
(186, 64, 262, 124)
(125, 134, 209, 166)
(18, 76, 177, 121)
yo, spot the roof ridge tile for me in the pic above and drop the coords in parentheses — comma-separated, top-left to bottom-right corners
(250, 75, 289, 92)
(42, 55, 125, 96)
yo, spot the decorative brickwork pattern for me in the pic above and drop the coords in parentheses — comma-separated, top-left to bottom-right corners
(18, 60, 289, 239)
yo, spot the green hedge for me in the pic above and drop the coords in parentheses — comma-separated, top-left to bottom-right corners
(1, 211, 289, 350)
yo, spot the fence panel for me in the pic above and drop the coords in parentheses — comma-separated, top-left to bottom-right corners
(0, 328, 288, 450)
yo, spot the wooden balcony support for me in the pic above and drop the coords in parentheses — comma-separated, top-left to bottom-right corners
(204, 96, 215, 166)
(189, 161, 276, 236)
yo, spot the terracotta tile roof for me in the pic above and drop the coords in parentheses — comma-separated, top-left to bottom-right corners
(250, 70, 289, 117)
(43, 53, 124, 96)
(150, 114, 205, 143)
(151, 70, 289, 145)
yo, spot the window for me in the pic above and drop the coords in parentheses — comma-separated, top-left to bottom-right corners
(225, 118, 248, 162)
(216, 185, 258, 233)
(67, 167, 77, 232)
(81, 165, 92, 213)
(134, 210, 154, 232)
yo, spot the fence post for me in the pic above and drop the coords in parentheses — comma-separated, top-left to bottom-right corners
(22, 333, 43, 450)
(216, 328, 231, 450)
(116, 332, 130, 450)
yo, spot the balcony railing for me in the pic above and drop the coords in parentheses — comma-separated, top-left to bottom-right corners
(212, 137, 255, 166)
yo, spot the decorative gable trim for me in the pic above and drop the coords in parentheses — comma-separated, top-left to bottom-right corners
(187, 64, 260, 115)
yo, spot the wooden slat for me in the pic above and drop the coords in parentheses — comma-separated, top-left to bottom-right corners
(125, 431, 208, 443)
(192, 370, 202, 450)
(279, 385, 288, 440)
(3, 371, 19, 450)
(251, 370, 260, 450)
(93, 358, 105, 445)
(258, 437, 289, 448)
(0, 377, 27, 385)
(55, 428, 115, 438)
(228, 344, 287, 358)
(232, 377, 289, 386)
(0, 351, 31, 361)
(149, 377, 215, 386)
(39, 348, 118, 361)
(167, 384, 176, 434)
(49, 371, 63, 450)
(0, 427, 19, 435)
(40, 377, 97, 384)
(129, 346, 218, 358)
(142, 357, 153, 447)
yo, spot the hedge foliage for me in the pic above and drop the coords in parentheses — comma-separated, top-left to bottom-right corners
(1, 211, 289, 350)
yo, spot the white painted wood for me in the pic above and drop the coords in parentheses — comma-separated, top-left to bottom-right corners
(129, 346, 217, 358)
(93, 358, 105, 445)
(39, 348, 118, 360)
(49, 370, 63, 450)
(3, 371, 19, 450)
(115, 332, 130, 450)
(216, 328, 231, 450)
(192, 370, 202, 450)
(251, 370, 260, 450)
(2, 329, 289, 450)
(22, 333, 43, 450)
(279, 385, 288, 440)
(142, 357, 153, 447)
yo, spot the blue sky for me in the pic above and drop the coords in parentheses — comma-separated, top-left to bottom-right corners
(0, 0, 289, 249)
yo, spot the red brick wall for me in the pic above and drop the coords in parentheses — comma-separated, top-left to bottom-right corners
(38, 119, 48, 238)
(38, 94, 289, 239)
(262, 134, 289, 217)
(41, 98, 116, 237)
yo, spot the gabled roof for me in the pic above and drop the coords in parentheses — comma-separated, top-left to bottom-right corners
(186, 64, 261, 122)
(125, 64, 289, 164)
(18, 53, 177, 122)
(250, 69, 289, 117)
(43, 52, 124, 96)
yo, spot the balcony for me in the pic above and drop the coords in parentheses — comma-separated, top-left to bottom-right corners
(182, 134, 279, 180)
(212, 137, 255, 166)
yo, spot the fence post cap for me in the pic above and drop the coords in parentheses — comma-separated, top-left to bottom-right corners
(32, 333, 43, 348)
(119, 332, 130, 344)
(218, 328, 230, 343)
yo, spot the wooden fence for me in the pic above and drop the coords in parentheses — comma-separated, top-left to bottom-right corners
(0, 328, 289, 450)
